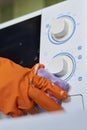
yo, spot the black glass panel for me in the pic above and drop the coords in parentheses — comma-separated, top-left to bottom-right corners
(0, 15, 41, 68)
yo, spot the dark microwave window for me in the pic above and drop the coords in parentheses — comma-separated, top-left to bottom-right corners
(0, 15, 41, 68)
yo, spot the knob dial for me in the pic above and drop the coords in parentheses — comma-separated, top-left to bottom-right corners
(47, 57, 68, 77)
(46, 54, 75, 81)
(51, 19, 68, 41)
(49, 15, 75, 43)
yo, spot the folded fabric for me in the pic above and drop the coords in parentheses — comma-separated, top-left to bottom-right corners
(37, 68, 69, 91)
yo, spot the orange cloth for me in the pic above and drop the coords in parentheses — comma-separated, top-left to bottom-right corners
(0, 57, 68, 117)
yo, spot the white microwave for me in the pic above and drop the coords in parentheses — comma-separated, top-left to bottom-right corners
(0, 0, 87, 129)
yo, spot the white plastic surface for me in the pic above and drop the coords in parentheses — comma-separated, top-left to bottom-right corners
(40, 0, 87, 112)
(0, 111, 87, 130)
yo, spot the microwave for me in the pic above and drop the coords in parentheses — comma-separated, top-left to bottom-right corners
(0, 0, 87, 129)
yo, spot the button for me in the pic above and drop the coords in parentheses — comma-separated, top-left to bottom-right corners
(47, 57, 67, 77)
(49, 16, 76, 43)
(50, 19, 68, 41)
(46, 54, 74, 80)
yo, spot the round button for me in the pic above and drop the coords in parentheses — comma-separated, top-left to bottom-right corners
(48, 15, 76, 43)
(47, 57, 68, 77)
(46, 53, 75, 81)
(50, 19, 68, 40)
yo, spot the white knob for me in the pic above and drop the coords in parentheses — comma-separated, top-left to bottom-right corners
(46, 55, 74, 80)
(47, 57, 68, 77)
(50, 19, 68, 41)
